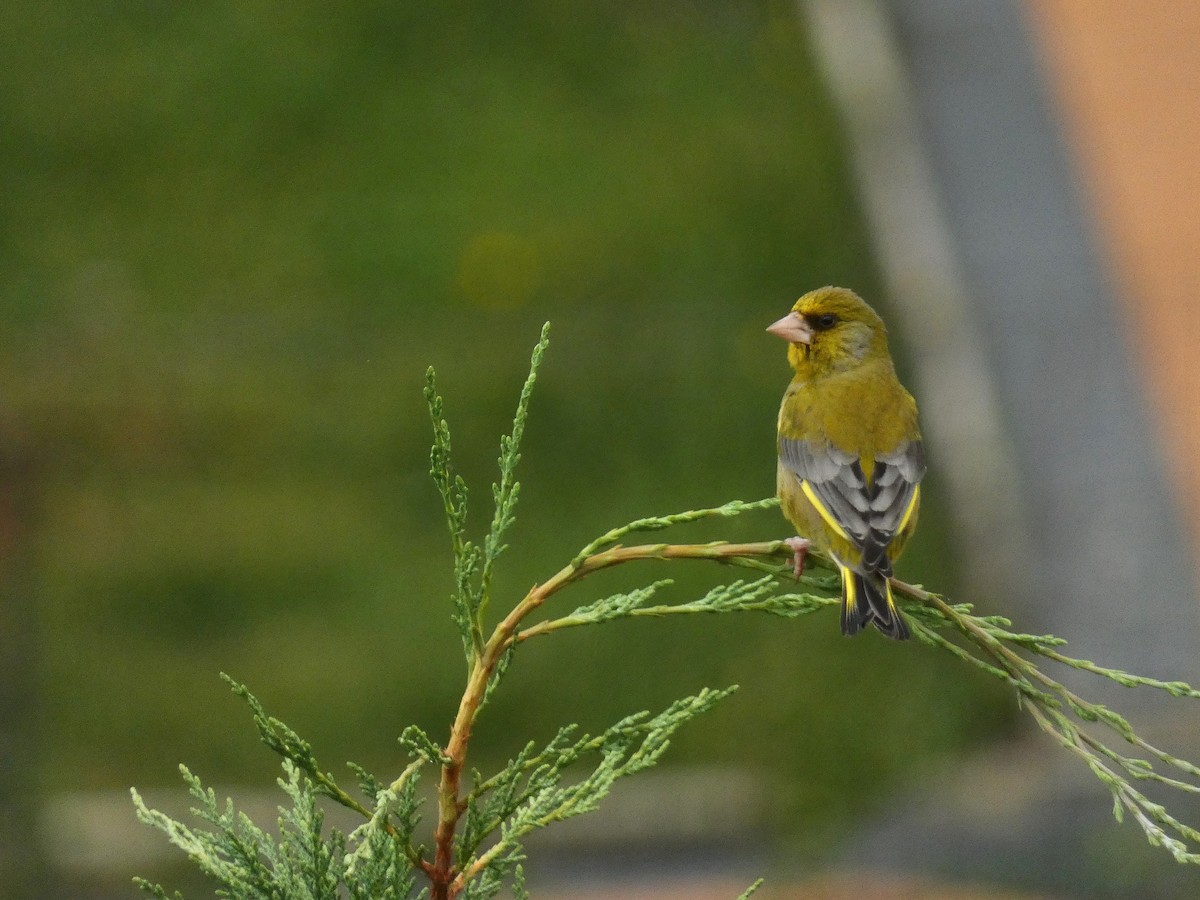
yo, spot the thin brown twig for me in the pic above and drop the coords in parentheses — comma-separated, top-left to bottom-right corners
(426, 539, 794, 899)
(425, 533, 1200, 895)
(428, 538, 1006, 897)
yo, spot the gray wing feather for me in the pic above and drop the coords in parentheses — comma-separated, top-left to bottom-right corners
(779, 437, 926, 574)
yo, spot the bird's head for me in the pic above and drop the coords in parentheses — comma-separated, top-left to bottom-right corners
(767, 286, 890, 375)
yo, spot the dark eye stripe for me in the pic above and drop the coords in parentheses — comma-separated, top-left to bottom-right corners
(807, 313, 838, 331)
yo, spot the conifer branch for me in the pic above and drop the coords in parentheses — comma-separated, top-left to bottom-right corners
(133, 325, 1200, 899)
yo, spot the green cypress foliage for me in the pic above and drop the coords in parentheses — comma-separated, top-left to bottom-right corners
(134, 327, 1200, 897)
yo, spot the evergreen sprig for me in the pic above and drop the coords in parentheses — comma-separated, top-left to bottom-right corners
(453, 687, 738, 893)
(479, 322, 551, 622)
(221, 674, 377, 824)
(519, 575, 834, 641)
(133, 762, 372, 900)
(899, 584, 1200, 864)
(134, 324, 1200, 898)
(424, 322, 551, 661)
(424, 366, 484, 659)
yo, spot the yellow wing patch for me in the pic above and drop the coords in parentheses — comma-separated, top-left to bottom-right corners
(896, 483, 921, 534)
(884, 578, 898, 613)
(800, 480, 850, 539)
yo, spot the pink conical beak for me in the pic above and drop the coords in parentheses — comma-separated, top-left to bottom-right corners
(766, 311, 812, 345)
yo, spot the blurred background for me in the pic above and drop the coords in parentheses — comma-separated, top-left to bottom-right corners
(3, 1, 1200, 897)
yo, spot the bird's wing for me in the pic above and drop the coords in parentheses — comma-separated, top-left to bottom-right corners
(779, 437, 925, 576)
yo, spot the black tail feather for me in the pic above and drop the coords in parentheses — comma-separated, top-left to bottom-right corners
(839, 568, 909, 641)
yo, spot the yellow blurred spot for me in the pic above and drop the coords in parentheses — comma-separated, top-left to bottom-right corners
(456, 231, 541, 310)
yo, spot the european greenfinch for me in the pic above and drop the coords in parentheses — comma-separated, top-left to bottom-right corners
(768, 286, 925, 640)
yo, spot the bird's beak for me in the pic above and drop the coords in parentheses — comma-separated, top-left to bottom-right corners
(766, 311, 812, 345)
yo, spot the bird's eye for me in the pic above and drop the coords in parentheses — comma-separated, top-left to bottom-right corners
(810, 313, 839, 331)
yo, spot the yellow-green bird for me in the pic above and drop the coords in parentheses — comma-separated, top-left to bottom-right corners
(768, 286, 925, 640)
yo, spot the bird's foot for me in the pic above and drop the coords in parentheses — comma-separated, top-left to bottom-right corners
(783, 537, 810, 578)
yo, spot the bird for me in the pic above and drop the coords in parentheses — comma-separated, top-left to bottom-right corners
(768, 286, 925, 640)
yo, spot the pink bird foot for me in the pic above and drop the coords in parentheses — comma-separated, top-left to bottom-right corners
(784, 536, 810, 578)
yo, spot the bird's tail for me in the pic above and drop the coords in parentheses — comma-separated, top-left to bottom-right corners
(839, 566, 910, 640)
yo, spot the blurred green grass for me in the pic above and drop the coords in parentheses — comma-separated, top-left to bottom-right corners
(2, 0, 1011, 862)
